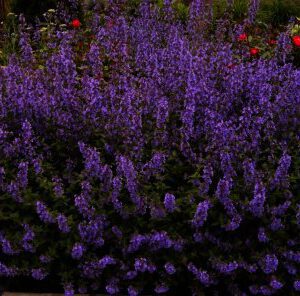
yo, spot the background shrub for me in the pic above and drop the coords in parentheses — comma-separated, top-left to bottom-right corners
(10, 0, 58, 20)
(259, 0, 300, 27)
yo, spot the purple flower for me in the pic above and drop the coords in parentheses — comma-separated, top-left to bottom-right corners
(173, 239, 185, 252)
(127, 234, 148, 253)
(98, 255, 116, 268)
(261, 254, 278, 274)
(269, 218, 284, 231)
(1, 237, 18, 255)
(149, 231, 172, 250)
(164, 262, 176, 274)
(260, 286, 273, 295)
(128, 286, 139, 296)
(156, 97, 169, 129)
(39, 255, 52, 263)
(0, 166, 5, 190)
(258, 227, 269, 243)
(196, 269, 211, 286)
(225, 214, 242, 231)
(17, 161, 28, 189)
(78, 218, 105, 247)
(64, 283, 74, 296)
(249, 181, 266, 217)
(32, 158, 43, 174)
(31, 268, 47, 280)
(154, 283, 169, 294)
(111, 176, 123, 212)
(112, 226, 123, 239)
(78, 142, 102, 178)
(199, 163, 213, 194)
(164, 193, 176, 213)
(36, 201, 55, 223)
(270, 279, 283, 290)
(243, 159, 256, 186)
(270, 201, 291, 216)
(192, 200, 211, 228)
(276, 32, 293, 64)
(134, 258, 148, 273)
(52, 177, 64, 197)
(142, 152, 166, 180)
(22, 224, 35, 252)
(7, 181, 22, 203)
(248, 0, 260, 23)
(71, 243, 85, 259)
(294, 280, 300, 291)
(74, 190, 95, 218)
(216, 178, 236, 216)
(147, 263, 157, 273)
(117, 155, 140, 206)
(124, 270, 137, 280)
(57, 214, 70, 233)
(284, 263, 297, 275)
(215, 261, 239, 274)
(271, 153, 292, 189)
(78, 286, 87, 294)
(81, 256, 116, 279)
(0, 261, 18, 276)
(150, 205, 166, 219)
(193, 232, 204, 243)
(106, 280, 119, 295)
(187, 262, 211, 286)
(19, 31, 35, 63)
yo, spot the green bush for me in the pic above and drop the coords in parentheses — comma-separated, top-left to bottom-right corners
(259, 0, 300, 27)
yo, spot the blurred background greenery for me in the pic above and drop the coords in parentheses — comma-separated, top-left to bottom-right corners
(1, 0, 300, 26)
(10, 0, 58, 20)
(0, 0, 57, 21)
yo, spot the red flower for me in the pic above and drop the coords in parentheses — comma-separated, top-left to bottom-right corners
(106, 19, 114, 30)
(71, 19, 81, 28)
(268, 39, 277, 45)
(250, 47, 259, 56)
(227, 63, 236, 69)
(238, 33, 247, 41)
(292, 35, 300, 47)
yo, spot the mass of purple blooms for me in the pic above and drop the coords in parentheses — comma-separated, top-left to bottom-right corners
(0, 0, 299, 295)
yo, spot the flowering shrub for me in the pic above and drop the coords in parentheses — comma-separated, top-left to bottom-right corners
(0, 0, 300, 295)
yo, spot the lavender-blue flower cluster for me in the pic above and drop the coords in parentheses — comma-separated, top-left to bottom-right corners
(0, 0, 299, 295)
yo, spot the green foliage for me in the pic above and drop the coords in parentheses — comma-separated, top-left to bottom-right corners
(259, 0, 300, 27)
(173, 1, 189, 22)
(0, 12, 19, 64)
(232, 0, 248, 20)
(0, 0, 11, 20)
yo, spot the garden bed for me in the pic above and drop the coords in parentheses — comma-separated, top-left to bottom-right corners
(0, 0, 299, 295)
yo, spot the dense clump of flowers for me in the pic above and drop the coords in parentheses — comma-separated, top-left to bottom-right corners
(0, 0, 299, 295)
